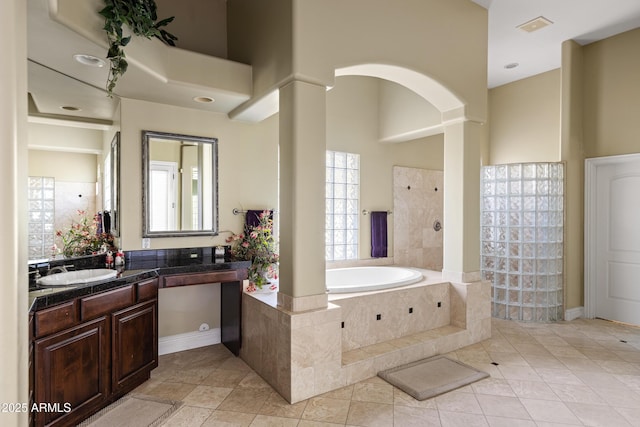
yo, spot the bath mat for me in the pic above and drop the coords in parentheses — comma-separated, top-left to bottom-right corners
(76, 394, 182, 427)
(378, 355, 489, 400)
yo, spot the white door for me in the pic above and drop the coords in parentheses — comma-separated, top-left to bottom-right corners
(586, 154, 640, 325)
(149, 161, 178, 231)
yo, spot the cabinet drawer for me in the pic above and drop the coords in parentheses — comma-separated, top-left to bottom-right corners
(162, 270, 241, 288)
(137, 278, 159, 302)
(34, 300, 78, 338)
(81, 285, 134, 320)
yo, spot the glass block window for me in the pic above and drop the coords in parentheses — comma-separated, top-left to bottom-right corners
(326, 151, 359, 261)
(28, 176, 55, 260)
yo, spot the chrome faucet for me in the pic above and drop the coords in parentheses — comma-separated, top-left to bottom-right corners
(47, 264, 74, 275)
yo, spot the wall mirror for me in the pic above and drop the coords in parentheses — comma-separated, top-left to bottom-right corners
(142, 130, 219, 237)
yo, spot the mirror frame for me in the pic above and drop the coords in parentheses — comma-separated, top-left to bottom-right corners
(110, 131, 120, 237)
(141, 130, 219, 237)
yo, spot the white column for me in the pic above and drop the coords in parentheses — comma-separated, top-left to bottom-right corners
(442, 120, 483, 283)
(0, 0, 28, 423)
(277, 80, 328, 311)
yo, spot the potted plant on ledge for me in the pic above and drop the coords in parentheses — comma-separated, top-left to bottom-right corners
(226, 210, 279, 292)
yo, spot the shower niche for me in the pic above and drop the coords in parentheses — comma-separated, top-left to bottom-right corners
(480, 162, 564, 322)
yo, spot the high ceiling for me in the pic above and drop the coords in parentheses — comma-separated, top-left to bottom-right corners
(473, 0, 640, 88)
(27, 0, 640, 124)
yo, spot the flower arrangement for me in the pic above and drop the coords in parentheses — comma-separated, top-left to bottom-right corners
(54, 210, 115, 258)
(226, 210, 279, 290)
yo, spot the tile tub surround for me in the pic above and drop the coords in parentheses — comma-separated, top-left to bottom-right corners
(240, 271, 491, 403)
(393, 166, 444, 271)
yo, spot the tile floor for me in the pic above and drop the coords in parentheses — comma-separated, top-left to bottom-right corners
(131, 318, 640, 426)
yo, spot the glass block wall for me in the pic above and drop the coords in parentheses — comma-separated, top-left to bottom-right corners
(480, 163, 564, 322)
(28, 176, 55, 260)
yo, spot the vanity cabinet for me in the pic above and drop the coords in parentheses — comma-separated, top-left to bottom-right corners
(31, 277, 158, 427)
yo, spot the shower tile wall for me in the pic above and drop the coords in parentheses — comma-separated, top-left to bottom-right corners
(393, 166, 443, 270)
(480, 163, 564, 322)
(54, 182, 97, 249)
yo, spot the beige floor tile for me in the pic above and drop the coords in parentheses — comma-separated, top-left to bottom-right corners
(392, 388, 438, 409)
(518, 398, 581, 425)
(438, 410, 489, 427)
(201, 410, 256, 426)
(346, 401, 393, 427)
(216, 388, 271, 414)
(475, 394, 531, 420)
(249, 414, 300, 426)
(202, 368, 250, 388)
(435, 391, 482, 414)
(507, 379, 558, 400)
(565, 402, 633, 427)
(318, 384, 354, 400)
(301, 396, 351, 424)
(259, 392, 307, 418)
(485, 416, 536, 427)
(393, 405, 440, 426)
(162, 405, 213, 427)
(183, 385, 234, 409)
(496, 365, 543, 382)
(534, 368, 584, 385)
(351, 381, 394, 404)
(117, 319, 639, 427)
(546, 382, 606, 404)
(144, 381, 197, 401)
(471, 378, 516, 397)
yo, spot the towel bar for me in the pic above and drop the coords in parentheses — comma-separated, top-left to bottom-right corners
(362, 210, 392, 215)
(233, 208, 278, 215)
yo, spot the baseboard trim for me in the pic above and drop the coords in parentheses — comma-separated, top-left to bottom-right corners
(564, 307, 584, 321)
(158, 328, 221, 355)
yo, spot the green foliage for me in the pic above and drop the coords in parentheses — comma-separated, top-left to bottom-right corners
(99, 0, 177, 97)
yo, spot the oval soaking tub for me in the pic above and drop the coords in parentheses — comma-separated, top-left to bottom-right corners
(326, 266, 423, 293)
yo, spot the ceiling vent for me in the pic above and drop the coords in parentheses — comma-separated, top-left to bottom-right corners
(517, 16, 553, 33)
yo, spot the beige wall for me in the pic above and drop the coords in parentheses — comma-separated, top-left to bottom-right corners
(119, 98, 278, 336)
(326, 76, 444, 260)
(27, 122, 103, 153)
(583, 28, 640, 158)
(28, 150, 97, 183)
(488, 69, 561, 165)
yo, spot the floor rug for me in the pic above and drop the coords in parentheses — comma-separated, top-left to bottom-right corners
(77, 395, 182, 427)
(378, 355, 489, 400)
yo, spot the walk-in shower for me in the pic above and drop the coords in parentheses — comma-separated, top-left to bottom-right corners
(480, 163, 564, 322)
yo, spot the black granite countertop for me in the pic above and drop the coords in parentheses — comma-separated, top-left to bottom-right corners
(29, 251, 251, 312)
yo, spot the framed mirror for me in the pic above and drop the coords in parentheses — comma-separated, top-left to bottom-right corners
(142, 130, 218, 237)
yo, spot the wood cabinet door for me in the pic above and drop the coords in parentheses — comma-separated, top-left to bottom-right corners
(34, 316, 109, 427)
(111, 300, 158, 395)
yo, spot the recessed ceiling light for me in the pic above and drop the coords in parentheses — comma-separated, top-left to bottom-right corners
(517, 16, 553, 33)
(504, 63, 519, 69)
(60, 106, 81, 111)
(193, 96, 215, 103)
(73, 54, 106, 68)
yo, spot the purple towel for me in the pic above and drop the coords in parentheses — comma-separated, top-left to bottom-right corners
(371, 211, 388, 258)
(245, 210, 272, 232)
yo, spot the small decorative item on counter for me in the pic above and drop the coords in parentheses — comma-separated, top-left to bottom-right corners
(115, 250, 125, 266)
(215, 245, 225, 258)
(106, 251, 114, 268)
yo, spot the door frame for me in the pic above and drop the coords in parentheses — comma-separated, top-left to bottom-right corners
(584, 152, 640, 318)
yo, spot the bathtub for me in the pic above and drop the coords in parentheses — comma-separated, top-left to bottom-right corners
(326, 266, 424, 293)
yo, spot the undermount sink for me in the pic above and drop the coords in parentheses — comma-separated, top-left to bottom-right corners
(37, 269, 118, 287)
